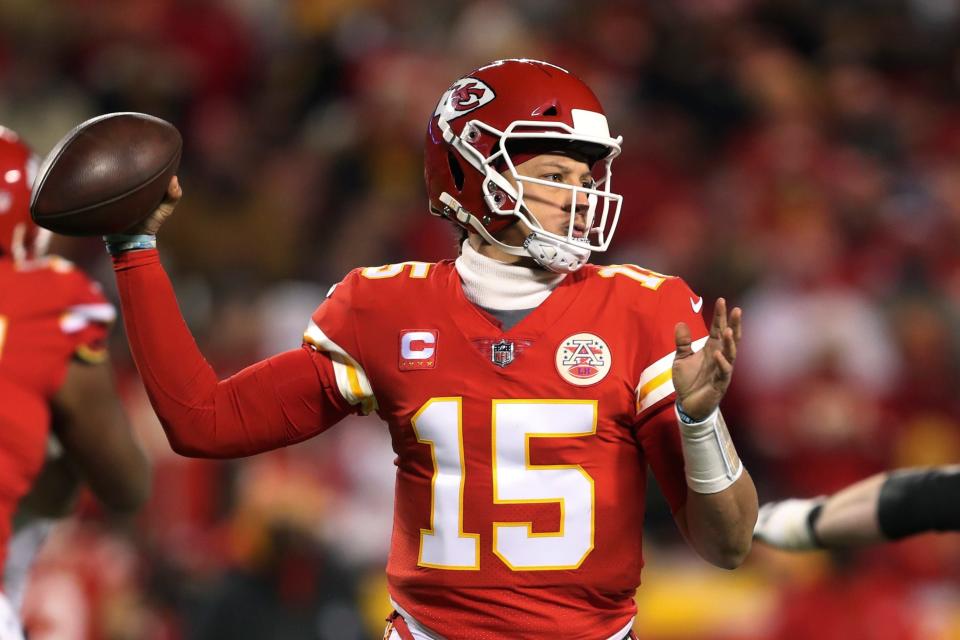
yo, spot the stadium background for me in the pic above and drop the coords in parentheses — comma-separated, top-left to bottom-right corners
(2, 0, 960, 638)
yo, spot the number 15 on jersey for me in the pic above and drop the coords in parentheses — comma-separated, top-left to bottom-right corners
(412, 398, 597, 571)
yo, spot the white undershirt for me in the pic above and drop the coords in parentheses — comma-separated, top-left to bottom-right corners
(454, 240, 564, 311)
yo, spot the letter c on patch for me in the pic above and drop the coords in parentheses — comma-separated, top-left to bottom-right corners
(401, 331, 436, 360)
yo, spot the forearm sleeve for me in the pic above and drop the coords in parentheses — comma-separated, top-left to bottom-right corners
(113, 249, 349, 458)
(878, 467, 960, 540)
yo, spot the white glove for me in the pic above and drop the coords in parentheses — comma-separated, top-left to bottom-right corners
(753, 497, 825, 551)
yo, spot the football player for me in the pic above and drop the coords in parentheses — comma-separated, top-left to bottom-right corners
(106, 59, 757, 639)
(0, 128, 151, 639)
(754, 465, 960, 550)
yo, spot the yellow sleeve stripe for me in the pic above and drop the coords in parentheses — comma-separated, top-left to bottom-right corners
(74, 343, 108, 364)
(303, 320, 377, 415)
(638, 369, 672, 400)
(635, 336, 708, 414)
(344, 362, 365, 402)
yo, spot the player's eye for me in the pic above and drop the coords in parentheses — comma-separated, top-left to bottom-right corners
(542, 173, 564, 182)
(581, 178, 596, 189)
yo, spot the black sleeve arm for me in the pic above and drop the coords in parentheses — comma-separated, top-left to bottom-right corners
(878, 466, 960, 540)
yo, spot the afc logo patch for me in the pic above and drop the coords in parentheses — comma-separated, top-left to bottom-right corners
(555, 333, 611, 386)
(399, 330, 438, 371)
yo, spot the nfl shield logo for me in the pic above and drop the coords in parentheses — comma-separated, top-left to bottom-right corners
(491, 339, 514, 368)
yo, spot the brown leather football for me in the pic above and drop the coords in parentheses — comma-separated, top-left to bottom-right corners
(29, 112, 182, 236)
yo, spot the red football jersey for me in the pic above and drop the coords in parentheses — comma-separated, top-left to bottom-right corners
(307, 260, 708, 639)
(0, 257, 114, 571)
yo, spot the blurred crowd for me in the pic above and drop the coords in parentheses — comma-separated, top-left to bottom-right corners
(3, 0, 960, 638)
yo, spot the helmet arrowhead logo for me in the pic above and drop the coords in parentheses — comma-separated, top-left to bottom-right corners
(434, 78, 496, 121)
(451, 82, 486, 111)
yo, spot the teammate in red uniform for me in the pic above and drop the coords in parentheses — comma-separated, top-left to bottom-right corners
(0, 128, 150, 639)
(107, 59, 757, 639)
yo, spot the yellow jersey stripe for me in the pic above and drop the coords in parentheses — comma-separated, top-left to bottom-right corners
(303, 321, 377, 414)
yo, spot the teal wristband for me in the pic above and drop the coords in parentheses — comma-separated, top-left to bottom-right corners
(104, 233, 157, 255)
(675, 400, 700, 425)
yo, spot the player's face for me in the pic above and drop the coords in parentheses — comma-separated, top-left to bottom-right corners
(497, 153, 595, 247)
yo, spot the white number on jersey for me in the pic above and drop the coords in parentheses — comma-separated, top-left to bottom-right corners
(598, 264, 668, 290)
(412, 398, 597, 571)
(361, 262, 432, 279)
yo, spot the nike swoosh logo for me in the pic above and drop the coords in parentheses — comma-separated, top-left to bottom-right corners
(690, 296, 703, 313)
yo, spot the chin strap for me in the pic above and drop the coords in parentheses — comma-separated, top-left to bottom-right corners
(439, 192, 591, 274)
(522, 233, 591, 273)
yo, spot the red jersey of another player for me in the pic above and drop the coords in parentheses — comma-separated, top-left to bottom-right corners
(0, 257, 114, 571)
(306, 260, 708, 640)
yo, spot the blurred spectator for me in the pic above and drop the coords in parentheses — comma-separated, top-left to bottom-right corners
(5, 0, 960, 637)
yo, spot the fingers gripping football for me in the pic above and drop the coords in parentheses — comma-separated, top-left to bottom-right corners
(126, 176, 182, 236)
(672, 298, 742, 420)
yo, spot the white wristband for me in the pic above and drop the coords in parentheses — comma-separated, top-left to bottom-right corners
(675, 404, 744, 494)
(753, 498, 824, 550)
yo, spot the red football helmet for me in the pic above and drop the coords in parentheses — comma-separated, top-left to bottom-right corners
(425, 59, 623, 272)
(0, 127, 47, 262)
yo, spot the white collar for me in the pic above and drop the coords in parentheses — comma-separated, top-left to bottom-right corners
(454, 239, 565, 311)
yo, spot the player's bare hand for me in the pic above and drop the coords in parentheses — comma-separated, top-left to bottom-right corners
(127, 176, 181, 235)
(672, 297, 742, 420)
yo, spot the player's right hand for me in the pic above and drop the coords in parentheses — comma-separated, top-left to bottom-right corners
(127, 176, 181, 236)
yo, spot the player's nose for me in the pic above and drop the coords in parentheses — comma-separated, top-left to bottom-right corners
(564, 188, 591, 214)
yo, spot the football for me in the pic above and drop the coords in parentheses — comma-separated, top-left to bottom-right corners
(29, 112, 182, 236)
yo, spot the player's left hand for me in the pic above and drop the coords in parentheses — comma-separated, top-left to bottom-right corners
(672, 297, 742, 421)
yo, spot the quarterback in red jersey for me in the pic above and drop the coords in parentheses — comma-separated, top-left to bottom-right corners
(0, 128, 150, 639)
(108, 59, 757, 639)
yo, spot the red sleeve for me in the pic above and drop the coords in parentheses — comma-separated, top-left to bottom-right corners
(632, 276, 709, 513)
(303, 269, 378, 416)
(636, 404, 687, 513)
(112, 249, 351, 458)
